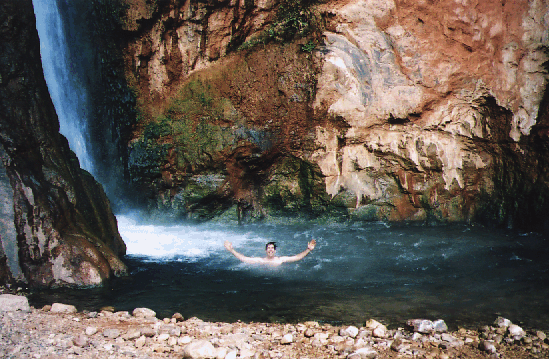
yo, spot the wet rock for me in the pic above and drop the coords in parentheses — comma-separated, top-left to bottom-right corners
(133, 307, 156, 318)
(50, 303, 77, 314)
(0, 294, 29, 312)
(183, 340, 216, 358)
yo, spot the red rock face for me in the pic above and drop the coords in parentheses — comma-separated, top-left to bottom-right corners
(118, 0, 549, 230)
(0, 0, 127, 287)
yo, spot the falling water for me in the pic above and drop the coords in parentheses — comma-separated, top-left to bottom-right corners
(32, 0, 94, 173)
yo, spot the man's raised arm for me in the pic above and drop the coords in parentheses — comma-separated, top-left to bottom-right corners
(224, 241, 262, 264)
(280, 239, 317, 263)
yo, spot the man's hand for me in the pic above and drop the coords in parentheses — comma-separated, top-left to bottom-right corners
(308, 239, 316, 250)
(224, 241, 233, 251)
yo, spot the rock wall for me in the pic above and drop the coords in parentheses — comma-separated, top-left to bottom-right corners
(0, 0, 127, 287)
(117, 0, 549, 231)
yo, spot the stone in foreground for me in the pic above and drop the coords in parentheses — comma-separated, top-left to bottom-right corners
(0, 294, 30, 312)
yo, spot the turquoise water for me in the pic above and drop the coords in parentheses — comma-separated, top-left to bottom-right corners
(29, 216, 549, 330)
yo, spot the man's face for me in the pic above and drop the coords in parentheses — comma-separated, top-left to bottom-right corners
(265, 244, 276, 258)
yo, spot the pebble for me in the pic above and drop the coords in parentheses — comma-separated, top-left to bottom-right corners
(0, 301, 546, 359)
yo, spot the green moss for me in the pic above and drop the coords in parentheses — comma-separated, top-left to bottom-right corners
(263, 156, 343, 218)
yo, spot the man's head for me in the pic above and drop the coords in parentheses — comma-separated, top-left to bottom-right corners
(265, 241, 277, 258)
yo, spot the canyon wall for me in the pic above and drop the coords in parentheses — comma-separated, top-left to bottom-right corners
(118, 0, 549, 232)
(0, 0, 127, 287)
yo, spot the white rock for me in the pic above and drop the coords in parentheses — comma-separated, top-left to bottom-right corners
(224, 350, 237, 359)
(349, 346, 378, 359)
(178, 336, 193, 345)
(341, 325, 359, 338)
(157, 333, 170, 341)
(407, 319, 433, 334)
(214, 346, 227, 359)
(168, 336, 178, 346)
(280, 333, 293, 344)
(123, 329, 141, 340)
(85, 326, 98, 336)
(102, 328, 121, 339)
(239, 348, 256, 358)
(372, 325, 387, 338)
(433, 319, 448, 333)
(135, 335, 146, 348)
(183, 340, 216, 359)
(494, 317, 512, 328)
(508, 324, 525, 339)
(50, 303, 77, 313)
(132, 307, 156, 318)
(364, 319, 383, 330)
(0, 294, 30, 312)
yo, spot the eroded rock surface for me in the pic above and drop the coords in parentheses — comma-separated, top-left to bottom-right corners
(117, 0, 549, 231)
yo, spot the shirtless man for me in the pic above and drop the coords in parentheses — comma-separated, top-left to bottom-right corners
(224, 239, 316, 266)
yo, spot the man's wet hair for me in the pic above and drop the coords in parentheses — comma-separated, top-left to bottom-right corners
(265, 241, 277, 250)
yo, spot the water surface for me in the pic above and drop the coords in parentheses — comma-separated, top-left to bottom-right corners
(29, 216, 549, 330)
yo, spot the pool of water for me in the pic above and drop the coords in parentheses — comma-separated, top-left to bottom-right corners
(29, 216, 549, 330)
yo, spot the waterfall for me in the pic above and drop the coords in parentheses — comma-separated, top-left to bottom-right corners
(32, 0, 94, 173)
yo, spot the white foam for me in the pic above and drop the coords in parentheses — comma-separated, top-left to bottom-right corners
(117, 215, 260, 260)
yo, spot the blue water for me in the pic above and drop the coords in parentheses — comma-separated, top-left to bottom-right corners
(29, 216, 549, 331)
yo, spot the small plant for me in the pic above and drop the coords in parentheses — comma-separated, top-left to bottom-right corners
(301, 40, 316, 53)
(238, 0, 322, 51)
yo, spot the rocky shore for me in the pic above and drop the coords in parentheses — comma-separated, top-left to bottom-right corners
(1, 293, 548, 359)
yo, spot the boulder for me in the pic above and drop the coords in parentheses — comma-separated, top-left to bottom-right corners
(0, 294, 30, 311)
